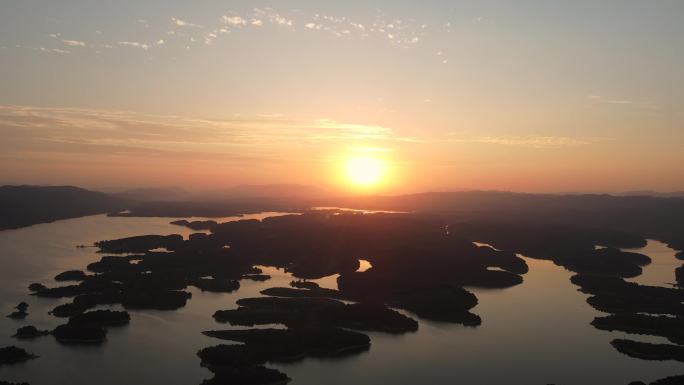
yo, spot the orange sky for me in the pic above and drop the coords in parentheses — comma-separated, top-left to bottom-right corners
(1, 2, 683, 194)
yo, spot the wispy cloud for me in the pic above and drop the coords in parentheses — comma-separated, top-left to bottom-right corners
(253, 7, 293, 28)
(222, 16, 247, 26)
(14, 44, 71, 54)
(62, 39, 85, 47)
(172, 17, 203, 28)
(0, 105, 605, 179)
(588, 94, 658, 109)
(394, 133, 604, 148)
(194, 7, 425, 47)
(0, 105, 396, 155)
(303, 12, 424, 46)
(469, 135, 601, 148)
(118, 41, 150, 50)
(17, 7, 435, 57)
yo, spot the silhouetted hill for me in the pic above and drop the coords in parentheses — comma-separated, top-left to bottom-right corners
(113, 187, 190, 202)
(330, 191, 684, 248)
(111, 197, 296, 218)
(209, 184, 331, 199)
(9, 185, 683, 250)
(333, 191, 682, 219)
(106, 185, 328, 213)
(618, 191, 684, 198)
(108, 184, 329, 217)
(0, 185, 126, 230)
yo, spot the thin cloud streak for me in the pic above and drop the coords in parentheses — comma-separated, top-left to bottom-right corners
(588, 95, 659, 110)
(0, 105, 395, 152)
(172, 17, 203, 28)
(118, 41, 150, 50)
(0, 105, 602, 153)
(62, 39, 85, 47)
(469, 136, 602, 148)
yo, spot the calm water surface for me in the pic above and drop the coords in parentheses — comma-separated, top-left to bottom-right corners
(626, 240, 681, 288)
(0, 215, 682, 384)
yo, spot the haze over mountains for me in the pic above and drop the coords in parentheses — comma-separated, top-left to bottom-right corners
(2, 185, 684, 250)
(108, 184, 331, 202)
(0, 185, 126, 230)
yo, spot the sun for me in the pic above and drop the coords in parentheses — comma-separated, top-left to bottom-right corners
(345, 157, 385, 187)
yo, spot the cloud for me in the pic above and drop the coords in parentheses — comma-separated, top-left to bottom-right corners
(62, 39, 85, 47)
(30, 7, 429, 56)
(469, 135, 601, 148)
(200, 9, 299, 46)
(303, 12, 425, 46)
(204, 33, 217, 45)
(253, 8, 293, 28)
(172, 17, 203, 28)
(39, 47, 70, 54)
(0, 105, 397, 156)
(46, 33, 86, 48)
(222, 16, 247, 26)
(0, 105, 607, 182)
(393, 133, 604, 148)
(588, 94, 634, 104)
(16, 44, 71, 54)
(118, 41, 150, 50)
(588, 94, 659, 110)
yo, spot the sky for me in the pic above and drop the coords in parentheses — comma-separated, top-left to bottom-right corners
(0, 0, 683, 194)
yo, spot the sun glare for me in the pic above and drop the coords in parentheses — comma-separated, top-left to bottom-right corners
(345, 157, 385, 187)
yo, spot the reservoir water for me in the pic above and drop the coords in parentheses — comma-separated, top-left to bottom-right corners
(0, 214, 682, 384)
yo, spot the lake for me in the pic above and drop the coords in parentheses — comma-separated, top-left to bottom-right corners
(0, 214, 682, 384)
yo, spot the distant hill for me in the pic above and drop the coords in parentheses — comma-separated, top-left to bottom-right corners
(331, 190, 684, 214)
(110, 184, 329, 203)
(210, 184, 331, 199)
(0, 185, 126, 230)
(617, 190, 684, 198)
(113, 187, 190, 202)
(105, 184, 329, 217)
(4, 186, 684, 252)
(328, 190, 684, 248)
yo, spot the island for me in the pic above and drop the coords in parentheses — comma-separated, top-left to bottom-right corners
(199, 328, 371, 385)
(54, 270, 88, 282)
(0, 346, 37, 365)
(9, 209, 684, 384)
(27, 283, 46, 292)
(52, 324, 107, 344)
(13, 326, 50, 339)
(6, 303, 28, 320)
(611, 339, 684, 362)
(592, 314, 684, 344)
(69, 310, 131, 327)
